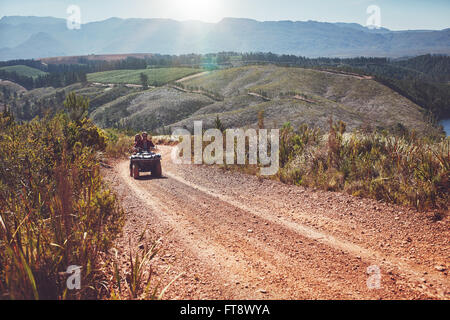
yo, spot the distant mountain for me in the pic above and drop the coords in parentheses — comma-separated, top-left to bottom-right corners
(0, 16, 449, 60)
(0, 32, 67, 61)
(0, 16, 66, 26)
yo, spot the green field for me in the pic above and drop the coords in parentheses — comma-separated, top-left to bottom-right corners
(0, 65, 48, 78)
(87, 68, 203, 86)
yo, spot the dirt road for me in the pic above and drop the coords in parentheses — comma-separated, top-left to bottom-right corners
(102, 146, 449, 300)
(176, 71, 211, 83)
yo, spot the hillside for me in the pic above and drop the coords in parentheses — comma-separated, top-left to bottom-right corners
(0, 16, 449, 60)
(0, 79, 27, 93)
(2, 64, 439, 135)
(87, 65, 438, 134)
(90, 87, 215, 131)
(0, 65, 47, 78)
(4, 83, 141, 120)
(169, 65, 435, 133)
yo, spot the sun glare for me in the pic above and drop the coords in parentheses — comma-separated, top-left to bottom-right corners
(173, 0, 221, 22)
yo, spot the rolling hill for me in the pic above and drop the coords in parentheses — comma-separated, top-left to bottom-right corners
(169, 65, 433, 133)
(1, 64, 440, 135)
(86, 65, 436, 134)
(0, 65, 48, 78)
(90, 87, 215, 131)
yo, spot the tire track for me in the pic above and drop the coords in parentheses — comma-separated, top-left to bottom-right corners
(102, 146, 449, 299)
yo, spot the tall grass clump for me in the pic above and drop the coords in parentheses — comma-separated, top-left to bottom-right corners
(0, 94, 124, 300)
(279, 119, 449, 211)
(200, 112, 448, 211)
(109, 232, 183, 300)
(103, 128, 134, 159)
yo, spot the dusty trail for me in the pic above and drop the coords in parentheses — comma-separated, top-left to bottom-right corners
(102, 146, 449, 300)
(176, 71, 211, 83)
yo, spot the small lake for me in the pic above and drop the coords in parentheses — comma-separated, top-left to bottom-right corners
(441, 119, 450, 136)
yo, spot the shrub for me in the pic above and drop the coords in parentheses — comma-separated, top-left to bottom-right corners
(0, 95, 124, 299)
(278, 121, 449, 210)
(104, 130, 134, 159)
(210, 110, 448, 211)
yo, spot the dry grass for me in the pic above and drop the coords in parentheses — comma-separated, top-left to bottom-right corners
(0, 108, 124, 299)
(199, 116, 449, 212)
(279, 120, 449, 211)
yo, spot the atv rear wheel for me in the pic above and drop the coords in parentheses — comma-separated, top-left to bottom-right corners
(152, 161, 162, 178)
(133, 164, 140, 179)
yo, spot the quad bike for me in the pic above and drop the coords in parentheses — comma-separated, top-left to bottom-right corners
(129, 148, 162, 179)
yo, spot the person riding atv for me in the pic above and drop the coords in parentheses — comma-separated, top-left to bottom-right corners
(133, 134, 142, 152)
(130, 132, 162, 179)
(134, 132, 155, 153)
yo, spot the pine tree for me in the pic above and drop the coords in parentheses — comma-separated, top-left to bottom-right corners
(215, 115, 225, 132)
(64, 92, 89, 122)
(140, 72, 149, 89)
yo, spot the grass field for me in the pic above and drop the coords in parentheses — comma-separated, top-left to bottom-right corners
(87, 68, 203, 86)
(0, 65, 48, 78)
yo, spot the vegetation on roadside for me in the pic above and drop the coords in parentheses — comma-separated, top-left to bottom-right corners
(109, 231, 182, 300)
(0, 92, 126, 300)
(277, 120, 449, 211)
(174, 82, 225, 101)
(103, 128, 134, 159)
(0, 92, 178, 300)
(216, 115, 449, 211)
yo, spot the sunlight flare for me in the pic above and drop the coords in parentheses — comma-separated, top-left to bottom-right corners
(172, 0, 222, 22)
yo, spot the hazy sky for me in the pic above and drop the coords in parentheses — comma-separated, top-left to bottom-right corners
(1, 0, 449, 30)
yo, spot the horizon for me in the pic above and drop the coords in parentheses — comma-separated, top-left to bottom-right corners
(0, 14, 449, 32)
(0, 0, 449, 31)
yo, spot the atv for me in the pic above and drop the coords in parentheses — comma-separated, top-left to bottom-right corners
(129, 148, 162, 179)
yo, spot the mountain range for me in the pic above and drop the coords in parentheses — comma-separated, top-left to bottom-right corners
(0, 16, 449, 61)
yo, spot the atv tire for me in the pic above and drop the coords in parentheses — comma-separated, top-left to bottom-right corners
(152, 161, 162, 178)
(133, 164, 140, 179)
